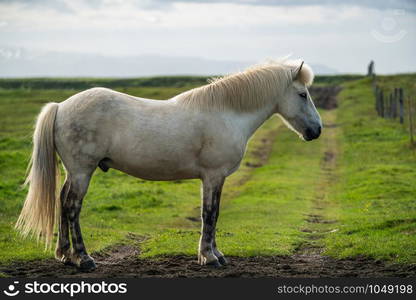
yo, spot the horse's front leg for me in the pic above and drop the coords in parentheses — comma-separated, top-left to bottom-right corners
(198, 176, 225, 267)
(213, 226, 228, 266)
(212, 179, 228, 265)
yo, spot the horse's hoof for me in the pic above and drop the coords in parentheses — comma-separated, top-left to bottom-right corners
(217, 256, 228, 266)
(56, 254, 74, 266)
(206, 260, 222, 268)
(79, 259, 97, 272)
(63, 259, 75, 266)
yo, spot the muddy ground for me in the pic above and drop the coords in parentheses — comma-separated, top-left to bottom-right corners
(1, 241, 415, 278)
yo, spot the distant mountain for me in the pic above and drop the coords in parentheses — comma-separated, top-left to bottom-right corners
(0, 46, 338, 77)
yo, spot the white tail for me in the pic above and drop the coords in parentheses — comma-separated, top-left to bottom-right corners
(16, 102, 60, 249)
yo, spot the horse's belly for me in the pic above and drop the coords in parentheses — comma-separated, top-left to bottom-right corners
(107, 154, 200, 181)
(111, 165, 199, 181)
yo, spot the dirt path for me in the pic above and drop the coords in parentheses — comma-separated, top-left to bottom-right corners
(2, 237, 415, 278)
(2, 109, 416, 278)
(295, 110, 339, 257)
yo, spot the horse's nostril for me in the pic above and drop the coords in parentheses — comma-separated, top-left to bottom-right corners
(304, 126, 321, 141)
(305, 128, 313, 139)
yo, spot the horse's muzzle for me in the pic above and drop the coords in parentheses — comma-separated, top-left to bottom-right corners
(304, 126, 321, 141)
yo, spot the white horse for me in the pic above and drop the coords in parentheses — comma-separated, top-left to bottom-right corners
(16, 59, 322, 271)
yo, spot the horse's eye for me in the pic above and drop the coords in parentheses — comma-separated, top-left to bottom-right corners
(299, 92, 307, 99)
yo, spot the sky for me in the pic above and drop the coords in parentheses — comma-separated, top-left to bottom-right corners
(0, 0, 415, 76)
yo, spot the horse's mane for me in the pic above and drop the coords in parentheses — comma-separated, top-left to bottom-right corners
(175, 59, 314, 112)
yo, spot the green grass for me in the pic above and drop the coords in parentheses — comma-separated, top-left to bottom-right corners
(374, 73, 416, 96)
(0, 74, 363, 90)
(323, 76, 416, 263)
(0, 74, 415, 266)
(0, 76, 210, 90)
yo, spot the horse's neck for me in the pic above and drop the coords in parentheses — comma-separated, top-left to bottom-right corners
(232, 101, 277, 141)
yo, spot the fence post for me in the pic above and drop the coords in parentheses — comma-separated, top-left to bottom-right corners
(399, 88, 404, 124)
(375, 85, 380, 115)
(392, 88, 398, 119)
(409, 97, 415, 145)
(387, 92, 393, 118)
(380, 90, 384, 118)
(389, 92, 393, 119)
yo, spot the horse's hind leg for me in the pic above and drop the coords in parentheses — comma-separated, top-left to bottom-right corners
(55, 179, 71, 264)
(65, 172, 95, 271)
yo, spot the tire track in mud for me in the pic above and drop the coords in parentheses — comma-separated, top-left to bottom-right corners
(290, 110, 341, 268)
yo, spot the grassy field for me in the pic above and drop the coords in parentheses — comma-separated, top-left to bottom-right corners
(0, 74, 363, 90)
(0, 74, 415, 267)
(322, 77, 416, 263)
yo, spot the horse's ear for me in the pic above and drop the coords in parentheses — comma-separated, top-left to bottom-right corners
(293, 61, 304, 80)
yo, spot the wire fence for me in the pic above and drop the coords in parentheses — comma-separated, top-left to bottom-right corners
(372, 75, 415, 146)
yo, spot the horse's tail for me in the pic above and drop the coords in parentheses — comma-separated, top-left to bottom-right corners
(16, 102, 60, 249)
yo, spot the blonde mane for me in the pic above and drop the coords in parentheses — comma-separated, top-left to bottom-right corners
(176, 59, 314, 112)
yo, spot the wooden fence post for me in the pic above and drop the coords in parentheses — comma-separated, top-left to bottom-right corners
(393, 88, 398, 119)
(399, 88, 404, 124)
(409, 97, 415, 145)
(380, 90, 384, 118)
(387, 92, 393, 118)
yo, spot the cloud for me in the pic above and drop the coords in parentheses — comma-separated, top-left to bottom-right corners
(1, 0, 415, 13)
(152, 0, 415, 10)
(0, 1, 368, 32)
(0, 0, 415, 74)
(129, 0, 416, 13)
(0, 0, 74, 13)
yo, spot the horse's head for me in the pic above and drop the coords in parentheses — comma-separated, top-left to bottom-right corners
(276, 61, 322, 141)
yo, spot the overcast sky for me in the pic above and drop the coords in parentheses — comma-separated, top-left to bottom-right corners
(0, 0, 415, 76)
